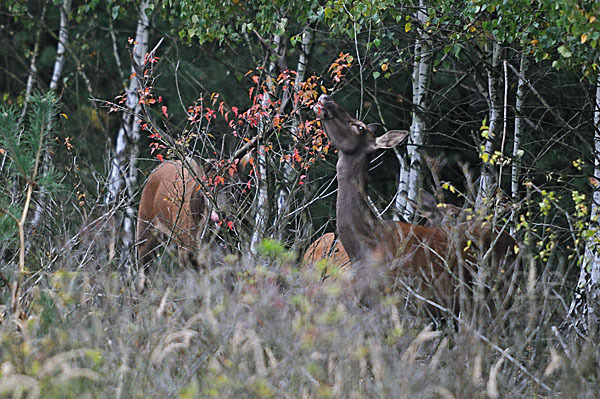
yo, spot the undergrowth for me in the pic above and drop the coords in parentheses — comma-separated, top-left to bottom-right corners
(0, 229, 598, 399)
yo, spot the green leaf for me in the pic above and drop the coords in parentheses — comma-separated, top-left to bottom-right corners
(144, 3, 154, 18)
(111, 5, 120, 20)
(558, 45, 572, 58)
(372, 71, 380, 79)
(405, 22, 411, 33)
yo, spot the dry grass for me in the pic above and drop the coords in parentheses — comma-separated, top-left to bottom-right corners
(0, 223, 598, 399)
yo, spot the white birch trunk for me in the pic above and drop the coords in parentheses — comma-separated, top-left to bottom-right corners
(510, 53, 528, 236)
(396, 1, 431, 222)
(276, 29, 312, 240)
(394, 156, 410, 220)
(575, 72, 600, 330)
(105, 1, 150, 264)
(250, 34, 281, 254)
(478, 41, 501, 204)
(49, 0, 71, 91)
(511, 52, 527, 202)
(29, 0, 71, 234)
(18, 6, 46, 126)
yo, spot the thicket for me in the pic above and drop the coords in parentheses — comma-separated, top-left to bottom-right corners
(1, 1, 599, 397)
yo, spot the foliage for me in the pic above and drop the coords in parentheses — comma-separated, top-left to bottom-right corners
(0, 91, 62, 316)
(0, 0, 600, 396)
(166, 0, 321, 44)
(0, 91, 61, 244)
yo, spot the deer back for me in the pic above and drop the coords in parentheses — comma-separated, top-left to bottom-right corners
(137, 158, 207, 246)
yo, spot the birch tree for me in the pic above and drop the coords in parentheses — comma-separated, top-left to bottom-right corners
(521, 0, 600, 331)
(249, 34, 283, 254)
(511, 51, 528, 203)
(274, 28, 313, 242)
(29, 0, 72, 235)
(479, 41, 502, 201)
(105, 1, 151, 270)
(396, 0, 432, 221)
(579, 77, 600, 330)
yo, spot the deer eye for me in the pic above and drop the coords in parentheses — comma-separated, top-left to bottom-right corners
(357, 125, 365, 134)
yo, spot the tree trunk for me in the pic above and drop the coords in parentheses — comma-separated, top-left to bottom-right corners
(575, 71, 600, 332)
(18, 6, 46, 126)
(49, 0, 71, 91)
(250, 33, 281, 254)
(396, 1, 431, 221)
(276, 28, 312, 241)
(511, 52, 528, 202)
(477, 41, 502, 204)
(29, 0, 71, 237)
(105, 1, 150, 270)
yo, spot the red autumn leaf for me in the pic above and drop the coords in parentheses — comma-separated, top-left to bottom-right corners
(156, 153, 164, 162)
(161, 105, 168, 118)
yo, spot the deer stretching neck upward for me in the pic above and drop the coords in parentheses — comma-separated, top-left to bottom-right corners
(314, 94, 411, 263)
(314, 94, 518, 313)
(335, 150, 379, 261)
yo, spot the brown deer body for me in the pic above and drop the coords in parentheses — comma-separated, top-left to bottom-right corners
(314, 94, 517, 313)
(302, 191, 460, 277)
(136, 158, 216, 290)
(302, 232, 350, 275)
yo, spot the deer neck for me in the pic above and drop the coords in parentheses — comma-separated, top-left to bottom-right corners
(336, 152, 382, 262)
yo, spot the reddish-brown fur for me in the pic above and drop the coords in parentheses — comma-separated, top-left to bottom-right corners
(302, 232, 350, 274)
(302, 192, 460, 277)
(136, 158, 210, 290)
(314, 94, 518, 313)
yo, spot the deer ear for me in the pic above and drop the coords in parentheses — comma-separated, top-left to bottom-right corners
(418, 189, 437, 209)
(374, 130, 409, 149)
(367, 123, 381, 134)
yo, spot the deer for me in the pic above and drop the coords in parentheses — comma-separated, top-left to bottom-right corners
(136, 157, 231, 291)
(313, 94, 518, 318)
(409, 189, 462, 227)
(302, 191, 461, 278)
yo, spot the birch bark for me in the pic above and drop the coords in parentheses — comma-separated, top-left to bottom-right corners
(477, 41, 502, 204)
(250, 34, 281, 254)
(276, 28, 312, 240)
(575, 71, 600, 331)
(105, 1, 150, 267)
(29, 0, 71, 235)
(511, 52, 528, 202)
(396, 1, 431, 221)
